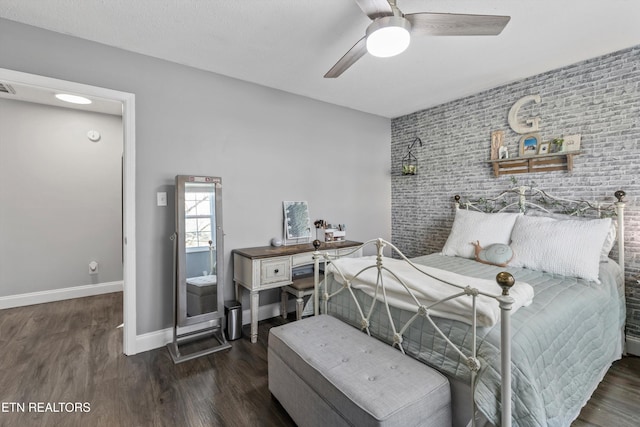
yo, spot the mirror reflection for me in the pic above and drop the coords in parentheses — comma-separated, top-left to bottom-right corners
(283, 201, 311, 242)
(175, 175, 224, 326)
(184, 182, 218, 317)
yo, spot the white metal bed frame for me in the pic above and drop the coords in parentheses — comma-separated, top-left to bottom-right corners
(312, 187, 626, 427)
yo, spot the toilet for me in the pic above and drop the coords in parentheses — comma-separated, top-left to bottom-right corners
(186, 274, 218, 316)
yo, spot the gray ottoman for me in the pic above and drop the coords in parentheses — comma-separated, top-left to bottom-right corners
(268, 315, 451, 427)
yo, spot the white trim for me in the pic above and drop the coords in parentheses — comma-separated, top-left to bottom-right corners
(136, 327, 174, 354)
(243, 299, 296, 325)
(0, 68, 137, 355)
(122, 92, 136, 355)
(0, 281, 123, 309)
(133, 301, 294, 353)
(626, 335, 640, 356)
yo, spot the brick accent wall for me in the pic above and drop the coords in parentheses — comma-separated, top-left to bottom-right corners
(391, 46, 640, 340)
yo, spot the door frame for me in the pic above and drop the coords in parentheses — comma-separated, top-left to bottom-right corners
(0, 68, 137, 355)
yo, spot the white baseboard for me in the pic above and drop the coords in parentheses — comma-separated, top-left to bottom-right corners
(136, 327, 173, 354)
(242, 298, 296, 325)
(626, 335, 640, 356)
(0, 281, 123, 310)
(133, 300, 296, 355)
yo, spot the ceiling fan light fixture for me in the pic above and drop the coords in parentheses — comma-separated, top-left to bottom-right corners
(365, 15, 411, 58)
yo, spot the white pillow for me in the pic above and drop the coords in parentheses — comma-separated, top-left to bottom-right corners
(442, 209, 521, 259)
(509, 215, 612, 282)
(526, 210, 617, 261)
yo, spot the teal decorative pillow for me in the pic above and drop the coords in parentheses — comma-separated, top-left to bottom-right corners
(472, 241, 513, 267)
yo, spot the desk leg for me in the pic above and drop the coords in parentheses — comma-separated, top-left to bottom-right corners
(249, 290, 259, 344)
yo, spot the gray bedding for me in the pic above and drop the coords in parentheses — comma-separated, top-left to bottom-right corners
(322, 253, 625, 427)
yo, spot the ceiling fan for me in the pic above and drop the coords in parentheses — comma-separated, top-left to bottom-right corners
(324, 0, 511, 78)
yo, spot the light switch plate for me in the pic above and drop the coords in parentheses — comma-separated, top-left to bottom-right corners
(157, 192, 167, 206)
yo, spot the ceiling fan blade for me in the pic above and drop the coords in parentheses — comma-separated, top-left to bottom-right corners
(353, 0, 393, 20)
(324, 36, 368, 78)
(405, 12, 510, 36)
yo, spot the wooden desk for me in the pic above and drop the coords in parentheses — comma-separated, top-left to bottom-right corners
(232, 240, 363, 343)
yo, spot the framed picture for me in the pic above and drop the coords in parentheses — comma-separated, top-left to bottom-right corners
(519, 133, 540, 156)
(538, 142, 550, 155)
(564, 134, 581, 152)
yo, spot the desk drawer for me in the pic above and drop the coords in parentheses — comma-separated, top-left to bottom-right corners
(292, 252, 315, 267)
(261, 258, 291, 285)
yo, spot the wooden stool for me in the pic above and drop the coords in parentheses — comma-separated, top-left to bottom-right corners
(281, 275, 317, 320)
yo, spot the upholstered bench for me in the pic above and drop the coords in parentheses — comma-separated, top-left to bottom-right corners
(268, 315, 451, 427)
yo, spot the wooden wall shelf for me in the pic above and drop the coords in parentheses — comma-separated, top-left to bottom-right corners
(488, 152, 581, 177)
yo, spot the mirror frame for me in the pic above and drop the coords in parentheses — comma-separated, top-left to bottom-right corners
(175, 175, 224, 327)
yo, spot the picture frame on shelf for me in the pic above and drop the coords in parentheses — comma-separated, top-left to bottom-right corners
(538, 142, 550, 155)
(519, 133, 540, 157)
(564, 134, 581, 152)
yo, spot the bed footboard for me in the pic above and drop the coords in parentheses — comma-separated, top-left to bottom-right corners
(312, 238, 517, 427)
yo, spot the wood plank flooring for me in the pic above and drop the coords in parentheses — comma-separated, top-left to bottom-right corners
(0, 293, 638, 427)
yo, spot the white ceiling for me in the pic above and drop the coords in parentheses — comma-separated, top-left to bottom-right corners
(1, 0, 640, 118)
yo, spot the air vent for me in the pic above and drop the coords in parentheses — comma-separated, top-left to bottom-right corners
(0, 83, 16, 94)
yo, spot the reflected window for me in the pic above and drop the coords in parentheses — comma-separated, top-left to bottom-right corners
(185, 188, 215, 250)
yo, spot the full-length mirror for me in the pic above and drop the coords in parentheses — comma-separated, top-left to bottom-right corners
(176, 175, 224, 325)
(169, 175, 230, 363)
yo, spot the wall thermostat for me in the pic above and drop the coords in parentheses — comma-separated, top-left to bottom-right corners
(87, 130, 101, 142)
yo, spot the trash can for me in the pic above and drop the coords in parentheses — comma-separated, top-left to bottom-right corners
(224, 300, 242, 341)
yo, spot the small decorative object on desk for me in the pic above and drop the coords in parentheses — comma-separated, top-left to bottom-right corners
(499, 146, 509, 159)
(270, 237, 282, 247)
(315, 221, 347, 242)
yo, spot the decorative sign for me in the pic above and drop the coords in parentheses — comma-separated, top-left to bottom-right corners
(490, 130, 505, 160)
(508, 94, 541, 134)
(564, 134, 582, 151)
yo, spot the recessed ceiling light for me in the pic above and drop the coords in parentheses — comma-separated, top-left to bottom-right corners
(55, 93, 92, 105)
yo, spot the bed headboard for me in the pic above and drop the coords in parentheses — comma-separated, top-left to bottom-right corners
(453, 186, 626, 273)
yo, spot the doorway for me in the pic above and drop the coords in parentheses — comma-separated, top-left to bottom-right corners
(0, 68, 137, 355)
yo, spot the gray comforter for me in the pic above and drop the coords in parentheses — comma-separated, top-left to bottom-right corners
(323, 253, 625, 427)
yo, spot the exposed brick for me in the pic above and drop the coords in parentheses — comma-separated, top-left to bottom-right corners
(391, 46, 640, 340)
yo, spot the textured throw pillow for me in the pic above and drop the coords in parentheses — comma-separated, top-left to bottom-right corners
(472, 241, 514, 267)
(526, 210, 617, 261)
(510, 215, 612, 282)
(441, 209, 521, 259)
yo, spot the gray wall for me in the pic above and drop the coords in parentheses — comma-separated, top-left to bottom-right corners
(0, 99, 123, 295)
(0, 18, 391, 335)
(391, 46, 640, 339)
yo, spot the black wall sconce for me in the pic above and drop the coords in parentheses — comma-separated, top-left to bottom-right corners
(402, 137, 422, 175)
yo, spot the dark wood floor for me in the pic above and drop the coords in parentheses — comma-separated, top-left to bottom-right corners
(0, 293, 638, 427)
